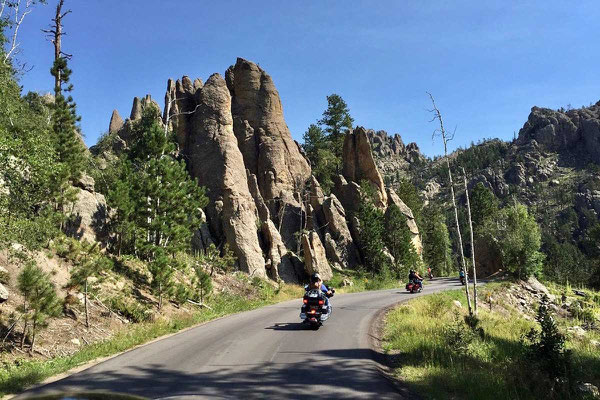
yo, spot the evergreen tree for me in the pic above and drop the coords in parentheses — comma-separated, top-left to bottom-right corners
(69, 241, 113, 327)
(384, 204, 420, 277)
(17, 262, 61, 352)
(396, 178, 423, 228)
(50, 56, 85, 182)
(148, 248, 176, 310)
(318, 94, 354, 158)
(469, 183, 498, 229)
(422, 204, 453, 276)
(356, 181, 389, 274)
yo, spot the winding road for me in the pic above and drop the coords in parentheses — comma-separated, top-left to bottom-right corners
(20, 278, 464, 399)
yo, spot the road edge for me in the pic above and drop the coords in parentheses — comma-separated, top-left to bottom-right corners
(368, 297, 421, 400)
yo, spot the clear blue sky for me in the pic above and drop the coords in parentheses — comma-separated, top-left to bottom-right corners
(13, 1, 600, 157)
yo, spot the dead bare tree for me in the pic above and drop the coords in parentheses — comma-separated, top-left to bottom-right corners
(462, 167, 478, 315)
(2, 0, 41, 64)
(42, 0, 70, 91)
(428, 92, 473, 317)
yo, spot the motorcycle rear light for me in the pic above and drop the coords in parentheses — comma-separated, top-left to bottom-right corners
(310, 309, 316, 314)
(318, 300, 324, 305)
(303, 299, 308, 304)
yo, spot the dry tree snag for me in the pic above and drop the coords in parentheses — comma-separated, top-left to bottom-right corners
(463, 167, 478, 314)
(2, 0, 38, 64)
(427, 92, 473, 317)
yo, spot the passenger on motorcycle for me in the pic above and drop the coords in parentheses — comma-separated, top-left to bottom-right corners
(309, 273, 332, 312)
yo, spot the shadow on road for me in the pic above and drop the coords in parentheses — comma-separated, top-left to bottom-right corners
(23, 347, 400, 399)
(264, 322, 307, 331)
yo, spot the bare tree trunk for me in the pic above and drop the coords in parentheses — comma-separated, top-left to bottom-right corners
(463, 167, 478, 315)
(427, 92, 473, 316)
(84, 278, 89, 328)
(30, 319, 36, 353)
(2, 0, 35, 64)
(20, 299, 28, 349)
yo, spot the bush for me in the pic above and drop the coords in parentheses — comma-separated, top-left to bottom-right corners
(108, 296, 152, 323)
(443, 311, 476, 353)
(523, 295, 572, 384)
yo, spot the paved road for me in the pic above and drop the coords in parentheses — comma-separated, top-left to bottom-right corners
(21, 278, 465, 399)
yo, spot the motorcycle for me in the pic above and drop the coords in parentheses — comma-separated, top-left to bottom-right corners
(428, 270, 434, 280)
(405, 280, 423, 293)
(460, 275, 466, 285)
(300, 286, 334, 329)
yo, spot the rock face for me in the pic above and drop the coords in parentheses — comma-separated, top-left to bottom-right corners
(108, 110, 124, 134)
(386, 188, 422, 256)
(301, 231, 332, 280)
(65, 177, 108, 244)
(186, 73, 266, 277)
(518, 102, 600, 162)
(342, 126, 387, 208)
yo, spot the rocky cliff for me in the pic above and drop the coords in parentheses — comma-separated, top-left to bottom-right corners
(97, 58, 424, 282)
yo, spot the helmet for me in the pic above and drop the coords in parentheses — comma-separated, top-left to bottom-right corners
(310, 273, 321, 282)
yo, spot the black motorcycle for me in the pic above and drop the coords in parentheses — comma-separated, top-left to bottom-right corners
(300, 286, 334, 329)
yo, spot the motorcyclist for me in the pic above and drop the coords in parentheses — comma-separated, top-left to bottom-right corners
(408, 269, 423, 288)
(427, 266, 433, 279)
(309, 273, 333, 312)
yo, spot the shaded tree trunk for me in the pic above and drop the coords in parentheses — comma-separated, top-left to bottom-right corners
(463, 167, 478, 315)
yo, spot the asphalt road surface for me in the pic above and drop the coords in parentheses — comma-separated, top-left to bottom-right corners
(21, 278, 465, 399)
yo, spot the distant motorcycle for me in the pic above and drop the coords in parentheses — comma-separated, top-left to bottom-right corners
(428, 270, 434, 280)
(405, 280, 423, 293)
(460, 275, 466, 285)
(300, 286, 334, 329)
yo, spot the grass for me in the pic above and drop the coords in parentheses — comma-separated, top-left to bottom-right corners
(329, 269, 400, 294)
(383, 283, 600, 400)
(0, 279, 303, 396)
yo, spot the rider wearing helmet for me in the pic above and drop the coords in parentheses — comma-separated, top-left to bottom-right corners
(408, 269, 423, 286)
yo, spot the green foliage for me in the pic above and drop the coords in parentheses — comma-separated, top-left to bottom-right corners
(49, 57, 86, 183)
(443, 311, 476, 353)
(384, 204, 420, 277)
(302, 94, 353, 192)
(470, 183, 498, 229)
(17, 262, 61, 350)
(395, 179, 423, 228)
(108, 295, 152, 323)
(542, 233, 591, 285)
(148, 249, 177, 310)
(69, 241, 113, 289)
(197, 243, 236, 276)
(524, 295, 572, 385)
(194, 265, 212, 304)
(104, 107, 208, 260)
(487, 203, 544, 279)
(421, 204, 453, 276)
(0, 43, 62, 251)
(356, 181, 389, 274)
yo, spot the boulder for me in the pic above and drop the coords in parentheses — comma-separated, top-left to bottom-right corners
(261, 219, 298, 282)
(186, 73, 266, 277)
(577, 383, 599, 398)
(65, 188, 108, 243)
(75, 173, 95, 192)
(301, 231, 332, 280)
(0, 282, 8, 303)
(342, 126, 387, 208)
(108, 109, 124, 134)
(332, 175, 362, 214)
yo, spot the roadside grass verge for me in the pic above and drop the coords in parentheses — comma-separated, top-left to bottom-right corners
(383, 283, 600, 400)
(0, 281, 303, 396)
(329, 269, 401, 294)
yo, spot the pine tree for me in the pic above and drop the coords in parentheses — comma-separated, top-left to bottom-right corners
(148, 249, 175, 310)
(69, 241, 113, 327)
(385, 205, 420, 278)
(422, 205, 453, 276)
(17, 262, 61, 352)
(318, 94, 354, 158)
(356, 181, 389, 274)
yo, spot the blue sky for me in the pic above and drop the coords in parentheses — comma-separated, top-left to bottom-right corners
(13, 1, 600, 157)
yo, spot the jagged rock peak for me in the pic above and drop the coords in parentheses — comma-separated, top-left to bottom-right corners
(108, 109, 124, 135)
(517, 102, 600, 162)
(225, 57, 312, 203)
(130, 94, 160, 120)
(342, 126, 387, 208)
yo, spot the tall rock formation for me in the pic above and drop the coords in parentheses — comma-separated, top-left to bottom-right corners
(101, 58, 426, 282)
(342, 126, 388, 208)
(186, 73, 266, 277)
(108, 110, 124, 134)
